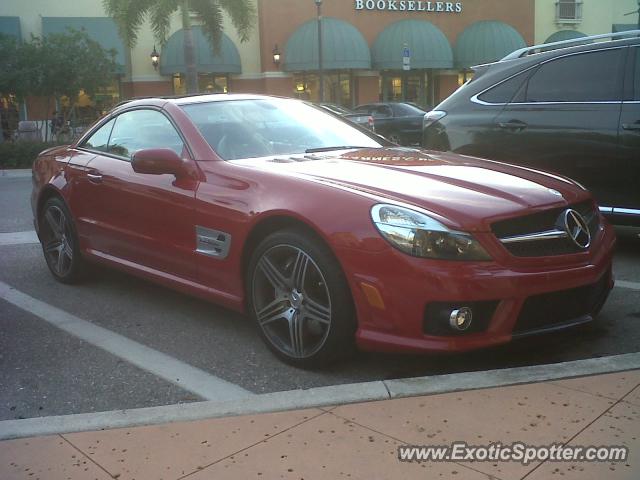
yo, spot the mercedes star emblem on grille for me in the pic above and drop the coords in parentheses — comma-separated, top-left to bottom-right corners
(562, 209, 591, 249)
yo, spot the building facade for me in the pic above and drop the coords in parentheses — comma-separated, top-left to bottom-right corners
(535, 0, 639, 44)
(5, 0, 636, 129)
(257, 0, 534, 109)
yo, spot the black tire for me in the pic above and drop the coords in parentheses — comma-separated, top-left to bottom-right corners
(387, 132, 402, 145)
(247, 228, 356, 368)
(39, 196, 87, 284)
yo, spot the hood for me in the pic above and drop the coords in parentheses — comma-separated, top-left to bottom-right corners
(232, 147, 590, 231)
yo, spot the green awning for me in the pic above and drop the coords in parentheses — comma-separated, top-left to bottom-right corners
(160, 27, 241, 75)
(545, 30, 588, 43)
(612, 24, 638, 33)
(42, 17, 125, 74)
(283, 17, 370, 71)
(0, 17, 21, 40)
(455, 21, 526, 68)
(372, 20, 452, 70)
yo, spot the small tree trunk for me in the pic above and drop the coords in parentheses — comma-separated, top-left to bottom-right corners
(44, 97, 51, 142)
(181, 1, 199, 94)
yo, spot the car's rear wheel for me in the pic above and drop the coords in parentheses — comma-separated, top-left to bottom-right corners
(247, 229, 355, 368)
(39, 197, 86, 283)
(388, 132, 402, 145)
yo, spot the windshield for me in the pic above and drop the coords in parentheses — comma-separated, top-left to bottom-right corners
(181, 98, 384, 160)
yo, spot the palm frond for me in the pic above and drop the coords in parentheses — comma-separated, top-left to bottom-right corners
(103, 0, 155, 48)
(190, 0, 223, 54)
(150, 0, 179, 46)
(217, 0, 256, 42)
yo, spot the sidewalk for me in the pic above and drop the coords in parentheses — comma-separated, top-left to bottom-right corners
(1, 370, 638, 480)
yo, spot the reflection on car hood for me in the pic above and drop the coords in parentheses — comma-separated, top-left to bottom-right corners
(232, 147, 590, 231)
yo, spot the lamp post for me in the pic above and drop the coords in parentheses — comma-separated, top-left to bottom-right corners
(315, 0, 324, 102)
(272, 44, 281, 67)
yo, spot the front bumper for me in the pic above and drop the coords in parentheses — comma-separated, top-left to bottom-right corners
(345, 221, 616, 354)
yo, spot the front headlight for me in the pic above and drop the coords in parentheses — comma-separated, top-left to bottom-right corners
(371, 204, 492, 261)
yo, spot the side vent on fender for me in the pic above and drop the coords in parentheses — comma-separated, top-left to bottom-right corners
(195, 226, 231, 259)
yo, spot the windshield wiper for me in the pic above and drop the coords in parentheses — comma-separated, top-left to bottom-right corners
(305, 145, 371, 153)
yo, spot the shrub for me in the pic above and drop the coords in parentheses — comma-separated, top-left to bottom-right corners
(0, 141, 66, 169)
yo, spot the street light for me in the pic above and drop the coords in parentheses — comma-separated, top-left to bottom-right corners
(315, 0, 324, 102)
(150, 45, 160, 70)
(272, 44, 281, 66)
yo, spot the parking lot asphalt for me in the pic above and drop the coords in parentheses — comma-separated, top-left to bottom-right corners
(1, 174, 639, 421)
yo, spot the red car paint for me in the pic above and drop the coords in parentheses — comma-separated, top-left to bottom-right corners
(31, 95, 616, 354)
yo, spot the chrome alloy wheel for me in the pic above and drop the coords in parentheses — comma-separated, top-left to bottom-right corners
(41, 205, 74, 277)
(252, 245, 332, 359)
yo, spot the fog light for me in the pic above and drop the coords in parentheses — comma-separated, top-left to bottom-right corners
(449, 307, 473, 331)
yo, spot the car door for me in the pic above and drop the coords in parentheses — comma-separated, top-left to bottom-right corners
(390, 103, 425, 144)
(493, 47, 625, 206)
(65, 117, 115, 243)
(616, 45, 640, 214)
(370, 105, 394, 138)
(77, 108, 200, 281)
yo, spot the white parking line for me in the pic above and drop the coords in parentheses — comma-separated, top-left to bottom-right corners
(0, 281, 254, 402)
(0, 169, 32, 178)
(616, 280, 640, 291)
(0, 231, 39, 246)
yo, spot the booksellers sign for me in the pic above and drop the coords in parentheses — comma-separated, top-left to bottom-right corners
(355, 1, 464, 13)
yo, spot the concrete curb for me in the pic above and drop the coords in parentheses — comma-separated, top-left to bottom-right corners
(1, 352, 639, 441)
(0, 169, 31, 178)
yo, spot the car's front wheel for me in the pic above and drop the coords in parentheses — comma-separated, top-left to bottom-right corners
(247, 229, 355, 368)
(39, 196, 86, 283)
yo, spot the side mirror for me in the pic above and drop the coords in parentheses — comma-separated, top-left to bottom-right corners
(132, 148, 185, 176)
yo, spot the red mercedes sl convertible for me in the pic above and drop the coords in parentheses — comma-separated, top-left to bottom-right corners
(31, 94, 615, 367)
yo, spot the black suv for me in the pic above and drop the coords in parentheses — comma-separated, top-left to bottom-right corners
(422, 31, 640, 226)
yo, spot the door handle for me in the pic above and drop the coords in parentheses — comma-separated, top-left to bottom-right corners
(622, 123, 640, 131)
(497, 121, 528, 132)
(87, 173, 103, 184)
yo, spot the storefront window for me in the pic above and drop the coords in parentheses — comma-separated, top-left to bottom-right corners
(57, 78, 121, 138)
(292, 72, 353, 107)
(173, 74, 229, 95)
(380, 72, 431, 108)
(0, 95, 20, 142)
(458, 71, 474, 86)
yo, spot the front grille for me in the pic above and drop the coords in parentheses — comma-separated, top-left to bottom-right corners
(513, 271, 611, 334)
(492, 200, 599, 257)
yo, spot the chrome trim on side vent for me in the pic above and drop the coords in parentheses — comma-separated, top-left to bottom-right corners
(500, 229, 568, 244)
(195, 226, 231, 259)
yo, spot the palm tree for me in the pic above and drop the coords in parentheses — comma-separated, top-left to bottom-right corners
(103, 0, 255, 93)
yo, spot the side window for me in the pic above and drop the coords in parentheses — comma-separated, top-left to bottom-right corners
(107, 109, 185, 160)
(478, 71, 529, 104)
(82, 118, 115, 152)
(525, 49, 624, 103)
(635, 47, 640, 100)
(373, 106, 392, 118)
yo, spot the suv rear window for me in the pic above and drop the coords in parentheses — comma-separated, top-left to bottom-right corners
(525, 49, 624, 103)
(478, 71, 529, 104)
